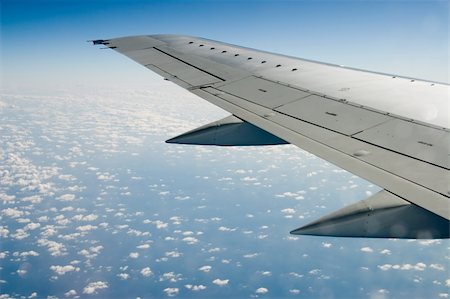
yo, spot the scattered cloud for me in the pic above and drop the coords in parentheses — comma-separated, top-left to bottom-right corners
(199, 265, 212, 273)
(213, 279, 229, 287)
(83, 281, 108, 294)
(255, 287, 268, 294)
(163, 288, 179, 297)
(378, 263, 427, 271)
(360, 247, 373, 253)
(140, 267, 153, 277)
(50, 265, 80, 275)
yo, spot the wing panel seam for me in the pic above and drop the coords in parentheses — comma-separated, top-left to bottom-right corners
(153, 47, 226, 82)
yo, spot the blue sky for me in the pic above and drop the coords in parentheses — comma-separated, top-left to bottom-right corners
(1, 0, 448, 90)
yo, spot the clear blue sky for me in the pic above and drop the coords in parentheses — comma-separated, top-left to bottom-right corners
(1, 0, 448, 90)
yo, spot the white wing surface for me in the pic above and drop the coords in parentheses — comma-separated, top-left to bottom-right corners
(93, 35, 449, 239)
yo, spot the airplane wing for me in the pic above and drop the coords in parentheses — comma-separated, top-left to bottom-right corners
(92, 35, 449, 239)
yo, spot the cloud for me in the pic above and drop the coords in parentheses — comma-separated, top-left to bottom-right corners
(182, 237, 198, 244)
(37, 239, 67, 256)
(429, 264, 445, 271)
(117, 273, 129, 280)
(0, 226, 9, 237)
(212, 279, 229, 287)
(163, 288, 179, 297)
(360, 247, 373, 253)
(140, 267, 153, 277)
(218, 226, 236, 232)
(322, 242, 332, 248)
(50, 265, 80, 275)
(19, 251, 39, 257)
(159, 272, 182, 283)
(72, 214, 98, 221)
(137, 244, 150, 249)
(64, 290, 77, 297)
(199, 265, 212, 273)
(2, 208, 24, 218)
(378, 263, 427, 271)
(255, 287, 268, 294)
(281, 208, 296, 215)
(165, 251, 182, 258)
(83, 281, 108, 294)
(380, 249, 391, 255)
(129, 252, 139, 258)
(24, 222, 40, 230)
(76, 225, 97, 232)
(154, 220, 168, 229)
(289, 289, 301, 295)
(185, 284, 206, 291)
(57, 194, 75, 202)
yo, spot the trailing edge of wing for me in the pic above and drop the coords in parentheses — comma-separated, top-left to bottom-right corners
(166, 115, 288, 146)
(291, 190, 450, 239)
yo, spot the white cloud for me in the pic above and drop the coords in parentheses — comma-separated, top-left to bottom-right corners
(140, 267, 153, 277)
(322, 242, 332, 248)
(446, 279, 450, 287)
(24, 222, 40, 231)
(380, 249, 391, 255)
(182, 236, 198, 244)
(199, 265, 212, 273)
(2, 208, 24, 218)
(185, 284, 206, 291)
(57, 194, 75, 202)
(19, 251, 39, 257)
(165, 251, 182, 258)
(37, 239, 67, 256)
(50, 265, 80, 275)
(154, 220, 168, 229)
(72, 214, 98, 221)
(159, 272, 182, 283)
(281, 208, 296, 215)
(430, 264, 445, 271)
(243, 253, 259, 258)
(117, 273, 129, 280)
(76, 225, 97, 231)
(255, 287, 268, 294)
(360, 247, 373, 253)
(289, 289, 301, 295)
(218, 226, 236, 232)
(163, 288, 179, 297)
(129, 252, 139, 258)
(83, 281, 108, 294)
(137, 244, 150, 249)
(64, 290, 77, 297)
(212, 279, 229, 287)
(0, 226, 9, 237)
(378, 263, 427, 271)
(11, 229, 29, 240)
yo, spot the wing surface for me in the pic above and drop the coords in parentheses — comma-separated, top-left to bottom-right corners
(93, 35, 449, 238)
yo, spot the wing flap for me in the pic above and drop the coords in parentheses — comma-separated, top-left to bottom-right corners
(275, 94, 392, 135)
(354, 119, 450, 169)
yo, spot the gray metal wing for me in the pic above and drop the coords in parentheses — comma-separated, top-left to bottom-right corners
(93, 35, 449, 239)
